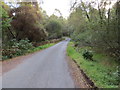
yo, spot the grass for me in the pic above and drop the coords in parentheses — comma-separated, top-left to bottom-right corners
(27, 43, 55, 53)
(67, 42, 119, 88)
(2, 43, 56, 61)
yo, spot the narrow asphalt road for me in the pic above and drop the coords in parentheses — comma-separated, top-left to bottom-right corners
(2, 40, 75, 88)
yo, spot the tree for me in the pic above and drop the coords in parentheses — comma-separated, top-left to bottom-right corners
(68, 0, 120, 60)
(0, 2, 14, 43)
(10, 4, 47, 41)
(45, 16, 62, 39)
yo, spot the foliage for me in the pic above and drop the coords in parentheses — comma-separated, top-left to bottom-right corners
(68, 0, 120, 61)
(1, 2, 65, 60)
(67, 42, 119, 88)
(10, 5, 47, 41)
(45, 14, 66, 39)
(2, 38, 57, 60)
(1, 6, 11, 29)
(0, 2, 12, 41)
(2, 39, 34, 60)
(82, 50, 93, 61)
(28, 43, 55, 53)
(2, 2, 66, 43)
(45, 19, 62, 39)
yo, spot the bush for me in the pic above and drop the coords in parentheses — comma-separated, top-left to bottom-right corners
(2, 38, 34, 60)
(82, 50, 93, 61)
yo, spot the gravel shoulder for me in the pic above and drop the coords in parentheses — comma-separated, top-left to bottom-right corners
(66, 56, 91, 88)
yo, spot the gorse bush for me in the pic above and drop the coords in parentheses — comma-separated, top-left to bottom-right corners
(2, 38, 34, 60)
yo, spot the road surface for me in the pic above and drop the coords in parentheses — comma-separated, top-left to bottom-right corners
(2, 40, 75, 88)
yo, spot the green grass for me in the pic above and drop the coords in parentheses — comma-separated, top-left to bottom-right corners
(67, 42, 119, 88)
(28, 43, 55, 53)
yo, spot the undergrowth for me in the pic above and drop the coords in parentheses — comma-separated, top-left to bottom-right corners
(67, 42, 119, 88)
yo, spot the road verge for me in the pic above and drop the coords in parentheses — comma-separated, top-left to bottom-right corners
(67, 42, 119, 88)
(2, 40, 63, 74)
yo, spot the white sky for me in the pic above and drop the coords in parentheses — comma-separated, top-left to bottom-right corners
(41, 0, 72, 18)
(40, 0, 117, 18)
(4, 0, 117, 18)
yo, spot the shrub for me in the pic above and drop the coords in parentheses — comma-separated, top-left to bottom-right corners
(2, 38, 34, 60)
(82, 50, 93, 61)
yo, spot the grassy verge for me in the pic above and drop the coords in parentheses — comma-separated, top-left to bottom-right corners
(27, 43, 55, 53)
(2, 43, 56, 61)
(67, 42, 119, 88)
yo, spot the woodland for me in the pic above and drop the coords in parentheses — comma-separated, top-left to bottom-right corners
(1, 0, 120, 88)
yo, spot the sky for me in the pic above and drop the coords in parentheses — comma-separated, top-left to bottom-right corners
(40, 0, 117, 19)
(4, 0, 117, 18)
(40, 0, 72, 18)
